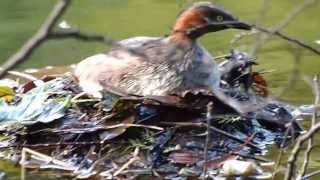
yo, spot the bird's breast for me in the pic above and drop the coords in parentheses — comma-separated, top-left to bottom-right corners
(182, 46, 221, 90)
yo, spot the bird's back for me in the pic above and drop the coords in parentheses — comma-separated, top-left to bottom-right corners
(75, 36, 220, 96)
(75, 37, 185, 96)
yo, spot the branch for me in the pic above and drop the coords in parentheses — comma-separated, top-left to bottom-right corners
(251, 0, 315, 56)
(302, 169, 320, 179)
(0, 0, 72, 78)
(0, 67, 38, 81)
(297, 75, 320, 179)
(231, 0, 318, 56)
(48, 30, 116, 45)
(285, 94, 320, 180)
(271, 127, 291, 179)
(113, 147, 140, 176)
(285, 123, 320, 179)
(252, 24, 320, 56)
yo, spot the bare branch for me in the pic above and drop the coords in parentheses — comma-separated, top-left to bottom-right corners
(0, 0, 72, 78)
(285, 83, 320, 180)
(48, 30, 116, 45)
(252, 24, 320, 56)
(285, 123, 320, 179)
(113, 147, 140, 176)
(231, 0, 317, 56)
(274, 0, 314, 30)
(302, 169, 320, 179)
(271, 127, 291, 179)
(251, 0, 315, 56)
(297, 75, 320, 179)
(0, 67, 38, 81)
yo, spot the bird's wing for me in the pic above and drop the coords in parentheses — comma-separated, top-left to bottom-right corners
(117, 36, 161, 49)
(112, 36, 180, 64)
(74, 36, 176, 97)
(74, 53, 142, 97)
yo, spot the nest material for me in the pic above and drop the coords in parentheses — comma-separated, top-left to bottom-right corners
(0, 74, 302, 179)
(0, 51, 304, 179)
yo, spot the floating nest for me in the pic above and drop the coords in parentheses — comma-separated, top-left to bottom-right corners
(0, 50, 307, 179)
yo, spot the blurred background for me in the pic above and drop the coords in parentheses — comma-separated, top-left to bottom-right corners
(0, 0, 320, 178)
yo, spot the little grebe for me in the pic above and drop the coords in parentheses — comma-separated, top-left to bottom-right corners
(75, 2, 251, 96)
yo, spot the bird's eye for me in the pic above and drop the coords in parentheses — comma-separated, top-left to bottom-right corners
(216, 15, 223, 22)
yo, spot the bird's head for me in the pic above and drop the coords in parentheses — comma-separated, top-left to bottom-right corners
(171, 2, 251, 43)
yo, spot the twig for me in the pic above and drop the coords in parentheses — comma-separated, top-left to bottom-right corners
(0, 0, 72, 78)
(20, 147, 75, 170)
(251, 0, 315, 56)
(0, 67, 38, 81)
(0, 0, 116, 79)
(119, 169, 152, 175)
(48, 30, 115, 45)
(273, 0, 314, 31)
(231, 0, 318, 56)
(202, 102, 213, 179)
(302, 169, 320, 179)
(113, 147, 140, 176)
(252, 24, 320, 56)
(21, 147, 27, 180)
(26, 123, 163, 136)
(285, 121, 320, 179)
(271, 126, 291, 179)
(49, 123, 164, 132)
(297, 75, 320, 179)
(0, 141, 105, 149)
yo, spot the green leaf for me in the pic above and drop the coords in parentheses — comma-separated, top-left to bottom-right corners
(0, 86, 15, 101)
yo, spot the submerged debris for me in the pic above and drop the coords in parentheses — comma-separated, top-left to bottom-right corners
(0, 50, 309, 179)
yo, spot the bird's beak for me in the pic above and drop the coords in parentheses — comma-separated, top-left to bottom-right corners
(223, 21, 252, 30)
(205, 21, 252, 33)
(186, 20, 252, 39)
(232, 21, 252, 30)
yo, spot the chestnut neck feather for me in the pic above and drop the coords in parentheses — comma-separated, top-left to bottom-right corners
(170, 9, 207, 44)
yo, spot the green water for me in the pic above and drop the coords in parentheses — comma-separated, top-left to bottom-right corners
(0, 0, 320, 179)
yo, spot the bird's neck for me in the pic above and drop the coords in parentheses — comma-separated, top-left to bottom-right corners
(170, 10, 206, 44)
(169, 31, 194, 46)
